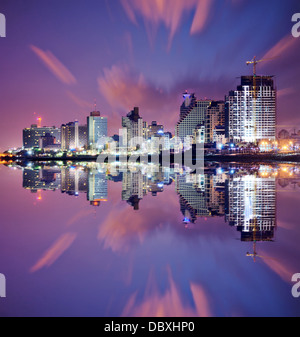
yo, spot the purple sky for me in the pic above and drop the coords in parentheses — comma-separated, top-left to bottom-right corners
(0, 0, 300, 150)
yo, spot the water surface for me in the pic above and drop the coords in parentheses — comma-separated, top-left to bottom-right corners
(0, 162, 300, 317)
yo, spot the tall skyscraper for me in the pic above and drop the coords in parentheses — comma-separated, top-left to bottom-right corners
(87, 111, 108, 150)
(226, 76, 276, 143)
(206, 101, 225, 144)
(121, 107, 145, 151)
(176, 92, 211, 145)
(61, 121, 87, 151)
(23, 124, 61, 149)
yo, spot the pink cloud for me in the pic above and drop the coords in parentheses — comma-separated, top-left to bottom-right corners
(98, 64, 176, 121)
(120, 0, 214, 48)
(30, 232, 77, 273)
(260, 252, 295, 283)
(190, 0, 214, 35)
(66, 90, 93, 109)
(277, 87, 296, 98)
(122, 266, 212, 317)
(262, 34, 298, 60)
(30, 45, 77, 85)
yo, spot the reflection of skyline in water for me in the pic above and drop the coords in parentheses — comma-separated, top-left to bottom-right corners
(17, 162, 300, 247)
(1, 161, 300, 317)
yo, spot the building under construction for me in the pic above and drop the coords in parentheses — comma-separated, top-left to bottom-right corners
(226, 74, 276, 144)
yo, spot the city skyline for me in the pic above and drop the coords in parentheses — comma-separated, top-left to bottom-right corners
(1, 0, 300, 319)
(0, 0, 300, 151)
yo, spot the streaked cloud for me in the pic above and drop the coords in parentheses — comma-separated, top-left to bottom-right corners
(260, 254, 294, 283)
(262, 34, 298, 60)
(30, 233, 77, 273)
(30, 45, 77, 85)
(190, 0, 213, 35)
(122, 267, 212, 317)
(120, 0, 214, 48)
(98, 64, 170, 112)
(66, 90, 93, 109)
(277, 87, 296, 98)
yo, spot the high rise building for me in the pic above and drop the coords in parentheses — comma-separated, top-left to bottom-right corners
(87, 111, 108, 150)
(121, 107, 145, 151)
(226, 76, 276, 143)
(61, 121, 87, 151)
(206, 101, 225, 144)
(23, 124, 61, 149)
(176, 92, 211, 145)
(147, 121, 164, 138)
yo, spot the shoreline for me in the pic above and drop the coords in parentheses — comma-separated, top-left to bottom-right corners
(1, 152, 300, 164)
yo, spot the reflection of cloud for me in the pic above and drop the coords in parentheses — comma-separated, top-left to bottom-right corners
(30, 233, 77, 273)
(66, 207, 96, 226)
(97, 190, 179, 252)
(262, 35, 297, 60)
(122, 267, 211, 317)
(30, 45, 77, 85)
(259, 251, 294, 283)
(97, 205, 148, 252)
(120, 0, 214, 48)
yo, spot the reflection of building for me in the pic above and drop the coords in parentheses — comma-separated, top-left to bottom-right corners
(226, 174, 276, 241)
(23, 125, 61, 149)
(87, 165, 108, 206)
(87, 111, 108, 150)
(122, 170, 147, 210)
(226, 76, 276, 143)
(61, 121, 87, 151)
(23, 168, 61, 191)
(176, 171, 225, 224)
(61, 166, 88, 196)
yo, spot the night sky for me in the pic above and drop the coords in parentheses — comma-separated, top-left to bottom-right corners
(0, 0, 300, 150)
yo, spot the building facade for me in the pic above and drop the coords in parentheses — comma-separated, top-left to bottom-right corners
(23, 124, 61, 149)
(176, 92, 211, 146)
(61, 121, 87, 151)
(121, 107, 145, 151)
(226, 76, 276, 144)
(87, 111, 108, 150)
